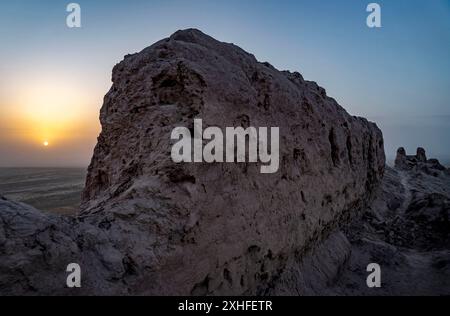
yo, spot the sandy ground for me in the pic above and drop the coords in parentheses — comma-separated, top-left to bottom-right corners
(0, 168, 85, 215)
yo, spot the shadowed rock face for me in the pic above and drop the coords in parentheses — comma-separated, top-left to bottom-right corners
(330, 150, 450, 295)
(0, 29, 385, 295)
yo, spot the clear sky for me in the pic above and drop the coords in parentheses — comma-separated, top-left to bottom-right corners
(0, 0, 449, 167)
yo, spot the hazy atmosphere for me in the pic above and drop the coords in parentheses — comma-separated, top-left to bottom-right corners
(1, 1, 450, 297)
(1, 0, 449, 167)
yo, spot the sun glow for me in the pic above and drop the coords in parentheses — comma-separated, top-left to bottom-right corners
(5, 73, 99, 147)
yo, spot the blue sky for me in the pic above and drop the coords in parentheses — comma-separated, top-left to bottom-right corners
(0, 0, 449, 166)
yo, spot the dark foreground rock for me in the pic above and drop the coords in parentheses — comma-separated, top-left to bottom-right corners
(264, 148, 449, 295)
(0, 29, 386, 295)
(324, 148, 449, 295)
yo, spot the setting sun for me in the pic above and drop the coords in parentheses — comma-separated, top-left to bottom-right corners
(1, 69, 102, 155)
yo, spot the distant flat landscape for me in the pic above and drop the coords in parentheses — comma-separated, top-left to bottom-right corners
(0, 168, 86, 215)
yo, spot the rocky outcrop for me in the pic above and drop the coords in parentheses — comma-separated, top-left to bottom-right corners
(263, 148, 449, 296)
(0, 29, 385, 295)
(395, 147, 448, 174)
(329, 148, 450, 295)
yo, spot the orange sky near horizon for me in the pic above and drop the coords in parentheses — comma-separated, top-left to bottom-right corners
(1, 1, 449, 167)
(0, 69, 104, 167)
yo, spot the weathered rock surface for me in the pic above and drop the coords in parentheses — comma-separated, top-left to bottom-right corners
(395, 147, 449, 174)
(264, 148, 449, 296)
(329, 149, 449, 295)
(0, 29, 385, 295)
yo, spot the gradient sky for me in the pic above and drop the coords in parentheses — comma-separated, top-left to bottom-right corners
(0, 0, 449, 167)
